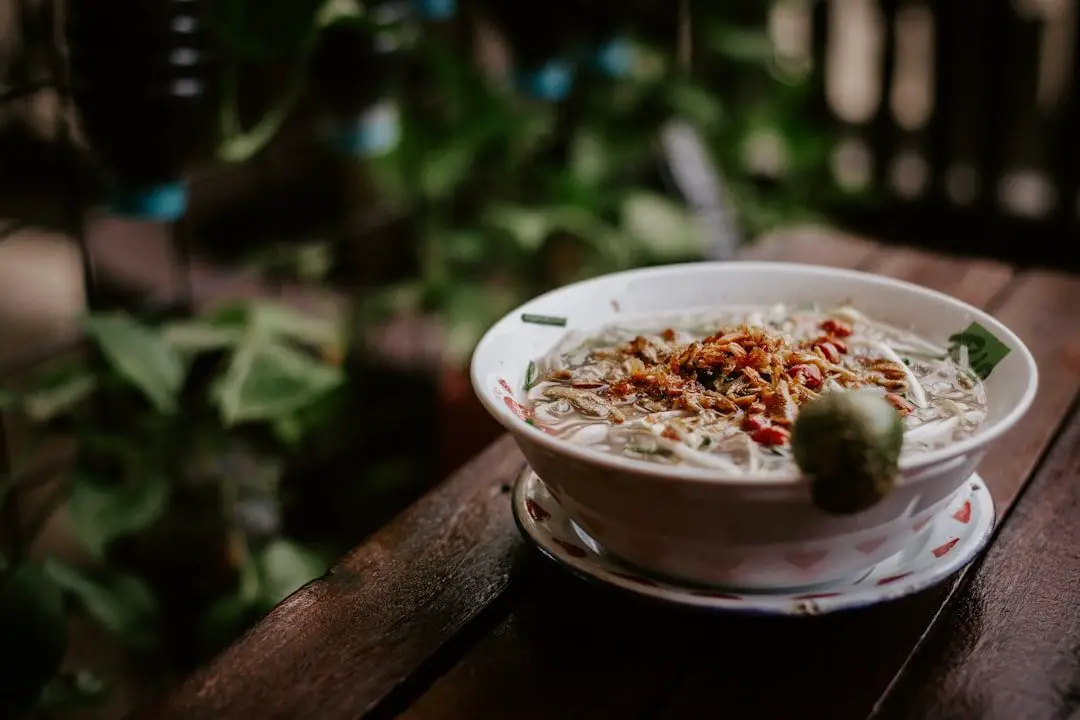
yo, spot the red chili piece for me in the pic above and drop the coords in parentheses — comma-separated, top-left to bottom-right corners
(815, 341, 841, 364)
(821, 319, 853, 337)
(789, 363, 823, 390)
(751, 426, 790, 446)
(741, 415, 769, 432)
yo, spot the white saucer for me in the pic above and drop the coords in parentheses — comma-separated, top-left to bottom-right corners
(512, 469, 995, 616)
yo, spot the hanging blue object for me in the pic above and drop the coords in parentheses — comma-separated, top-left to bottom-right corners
(106, 181, 189, 222)
(324, 101, 402, 158)
(412, 0, 456, 19)
(516, 58, 575, 101)
(66, 0, 211, 222)
(592, 36, 635, 78)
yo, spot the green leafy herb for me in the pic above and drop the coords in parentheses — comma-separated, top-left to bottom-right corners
(948, 322, 1011, 380)
(522, 314, 567, 327)
(524, 361, 539, 390)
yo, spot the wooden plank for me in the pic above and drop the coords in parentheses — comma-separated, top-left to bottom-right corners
(138, 436, 528, 720)
(871, 396, 1080, 719)
(738, 225, 881, 267)
(865, 246, 1013, 308)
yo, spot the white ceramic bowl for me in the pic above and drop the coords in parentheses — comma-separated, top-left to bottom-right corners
(470, 262, 1038, 590)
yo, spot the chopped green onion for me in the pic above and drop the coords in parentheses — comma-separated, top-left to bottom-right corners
(522, 313, 567, 327)
(524, 361, 539, 390)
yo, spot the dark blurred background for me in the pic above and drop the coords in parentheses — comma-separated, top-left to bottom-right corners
(0, 0, 1076, 717)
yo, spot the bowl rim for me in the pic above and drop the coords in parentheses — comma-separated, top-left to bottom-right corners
(469, 261, 1040, 487)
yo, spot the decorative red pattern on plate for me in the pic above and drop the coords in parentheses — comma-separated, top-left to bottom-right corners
(876, 572, 913, 586)
(691, 590, 744, 600)
(785, 550, 828, 570)
(912, 515, 933, 533)
(932, 537, 960, 557)
(952, 500, 972, 524)
(498, 377, 514, 395)
(792, 592, 842, 600)
(503, 395, 528, 419)
(526, 499, 551, 523)
(552, 538, 588, 558)
(856, 537, 887, 554)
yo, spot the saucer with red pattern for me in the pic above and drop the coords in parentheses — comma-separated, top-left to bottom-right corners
(512, 468, 995, 616)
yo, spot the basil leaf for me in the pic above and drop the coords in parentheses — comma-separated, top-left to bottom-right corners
(948, 322, 1011, 380)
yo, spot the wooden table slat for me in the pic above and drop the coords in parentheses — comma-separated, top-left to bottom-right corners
(872, 400, 1080, 720)
(738, 226, 882, 267)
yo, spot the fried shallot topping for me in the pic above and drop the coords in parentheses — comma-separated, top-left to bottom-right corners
(557, 322, 911, 438)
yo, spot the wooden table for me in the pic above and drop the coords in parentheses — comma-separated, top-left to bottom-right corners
(140, 229, 1080, 720)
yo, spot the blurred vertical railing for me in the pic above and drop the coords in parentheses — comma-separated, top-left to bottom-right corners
(811, 0, 1080, 265)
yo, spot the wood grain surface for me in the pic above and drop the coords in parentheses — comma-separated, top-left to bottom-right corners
(871, 402, 1080, 720)
(138, 230, 1080, 720)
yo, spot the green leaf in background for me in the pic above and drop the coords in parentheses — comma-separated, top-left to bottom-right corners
(0, 563, 68, 716)
(667, 82, 725, 132)
(37, 671, 108, 712)
(484, 205, 553, 253)
(255, 539, 329, 607)
(22, 369, 97, 423)
(67, 471, 170, 558)
(250, 303, 342, 348)
(442, 230, 488, 267)
(705, 23, 775, 65)
(43, 561, 158, 651)
(441, 283, 520, 367)
(419, 136, 478, 201)
(620, 192, 703, 261)
(210, 0, 326, 61)
(83, 314, 185, 415)
(163, 321, 244, 354)
(213, 342, 344, 425)
(569, 129, 610, 187)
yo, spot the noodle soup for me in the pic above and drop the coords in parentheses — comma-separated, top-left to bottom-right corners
(526, 304, 987, 476)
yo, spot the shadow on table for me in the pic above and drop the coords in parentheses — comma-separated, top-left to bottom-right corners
(498, 554, 985, 719)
